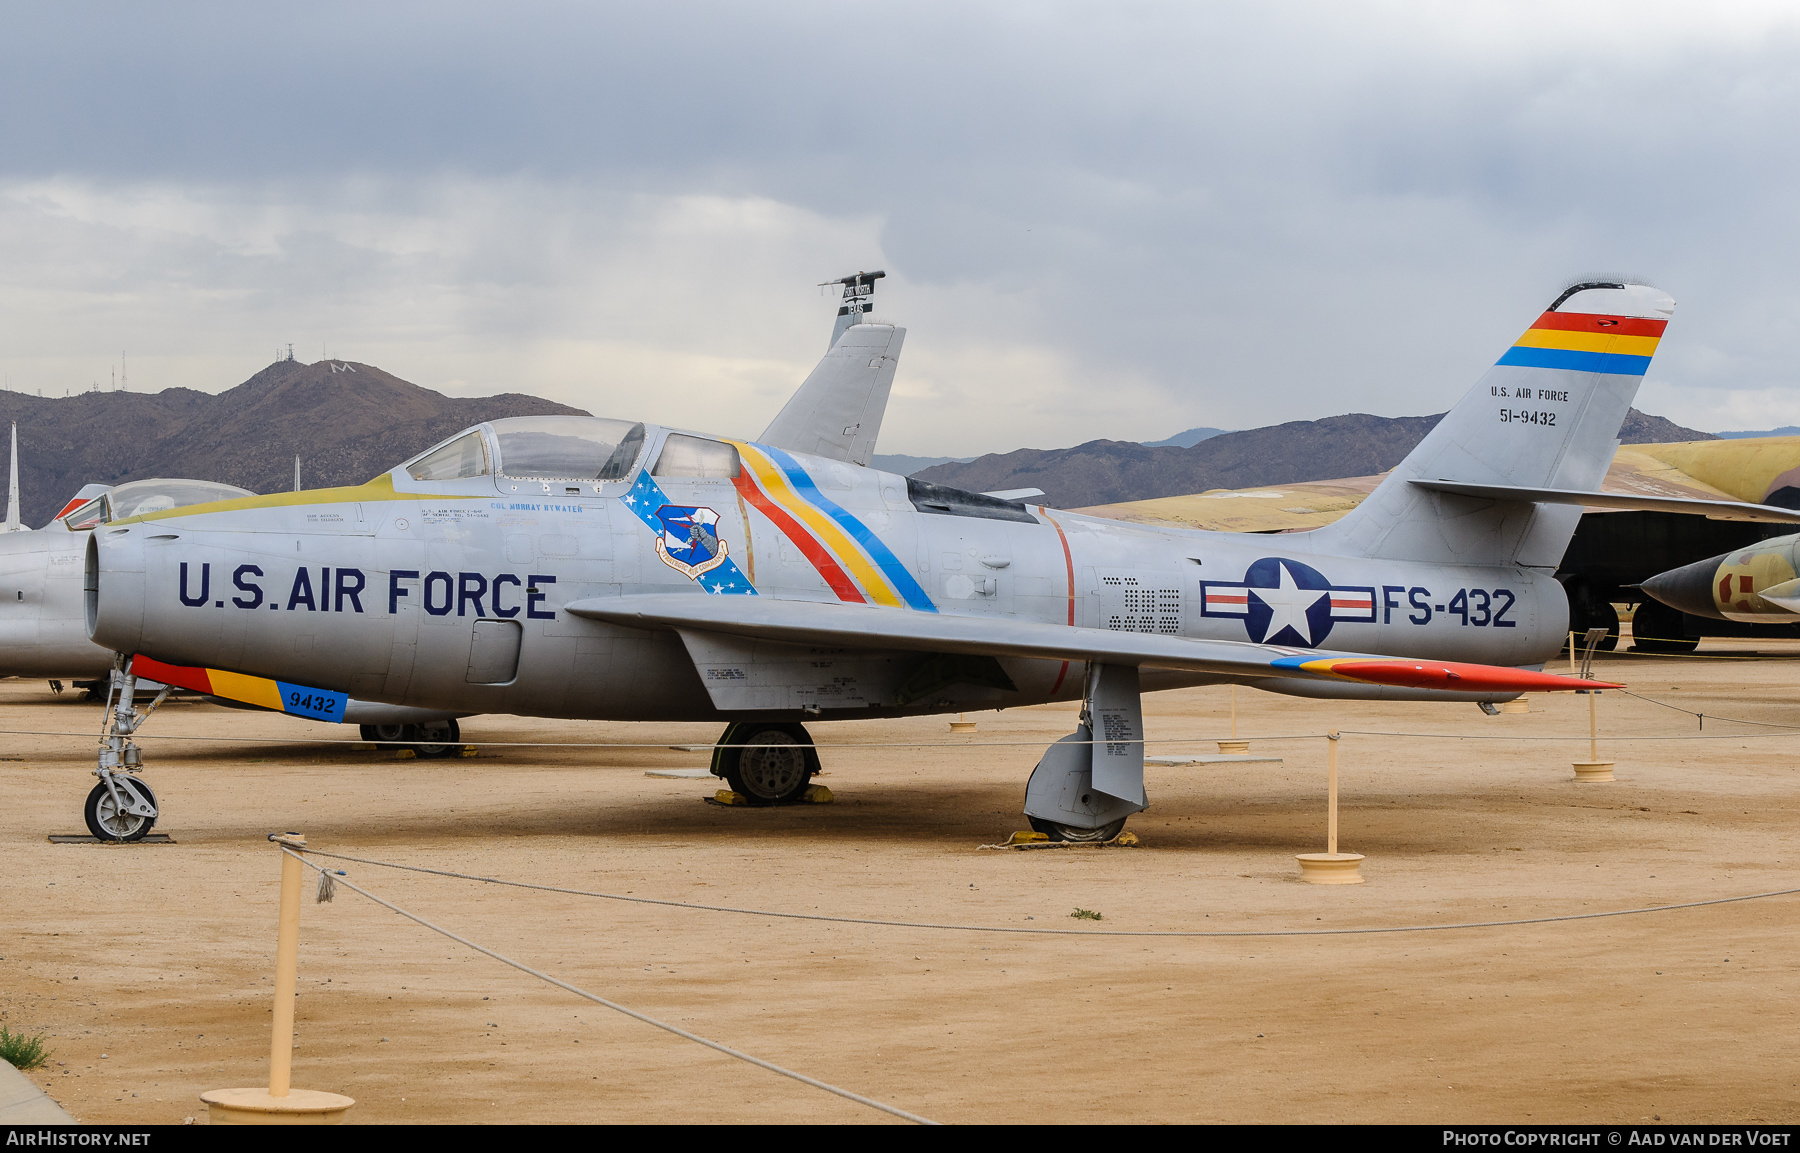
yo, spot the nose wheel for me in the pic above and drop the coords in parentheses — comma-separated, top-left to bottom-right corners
(84, 778, 157, 842)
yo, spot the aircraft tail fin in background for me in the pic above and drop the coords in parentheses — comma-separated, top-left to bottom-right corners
(1309, 281, 1676, 569)
(3, 423, 20, 532)
(758, 323, 906, 468)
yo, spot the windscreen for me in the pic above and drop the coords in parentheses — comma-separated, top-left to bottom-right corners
(492, 417, 645, 481)
(652, 434, 741, 479)
(406, 430, 490, 481)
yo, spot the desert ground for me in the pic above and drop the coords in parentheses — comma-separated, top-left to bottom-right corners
(2, 633, 1797, 1125)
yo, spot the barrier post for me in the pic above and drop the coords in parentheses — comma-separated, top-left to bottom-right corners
(1327, 731, 1338, 856)
(269, 834, 303, 1097)
(1571, 628, 1616, 782)
(1218, 685, 1250, 754)
(199, 832, 355, 1124)
(1297, 732, 1363, 883)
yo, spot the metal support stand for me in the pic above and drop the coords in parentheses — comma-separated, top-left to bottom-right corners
(200, 833, 354, 1125)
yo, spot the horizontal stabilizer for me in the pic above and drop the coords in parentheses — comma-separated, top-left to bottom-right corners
(565, 594, 1618, 695)
(1408, 479, 1800, 523)
(981, 487, 1046, 501)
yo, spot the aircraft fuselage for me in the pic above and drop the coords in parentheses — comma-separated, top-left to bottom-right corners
(0, 527, 113, 679)
(87, 427, 1570, 723)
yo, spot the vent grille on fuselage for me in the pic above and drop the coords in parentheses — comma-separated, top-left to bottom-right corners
(1099, 574, 1181, 634)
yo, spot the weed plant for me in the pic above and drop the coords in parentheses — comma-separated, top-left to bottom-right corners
(0, 1026, 51, 1071)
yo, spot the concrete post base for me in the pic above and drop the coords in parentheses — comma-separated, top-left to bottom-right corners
(199, 1088, 355, 1125)
(1500, 699, 1530, 714)
(1572, 761, 1616, 782)
(1296, 852, 1365, 884)
(1216, 740, 1250, 754)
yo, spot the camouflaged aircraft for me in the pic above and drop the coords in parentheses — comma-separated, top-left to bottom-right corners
(80, 279, 1797, 845)
(1642, 532, 1800, 628)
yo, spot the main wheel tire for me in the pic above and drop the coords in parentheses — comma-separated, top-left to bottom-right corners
(361, 723, 410, 750)
(1564, 596, 1620, 654)
(1027, 815, 1127, 844)
(717, 722, 819, 806)
(1630, 599, 1699, 653)
(84, 779, 156, 842)
(407, 719, 462, 759)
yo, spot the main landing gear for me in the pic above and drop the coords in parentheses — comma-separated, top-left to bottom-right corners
(1023, 663, 1149, 842)
(359, 720, 463, 758)
(87, 657, 169, 842)
(710, 721, 820, 805)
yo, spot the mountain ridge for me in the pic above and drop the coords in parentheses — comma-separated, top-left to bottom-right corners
(914, 408, 1716, 508)
(0, 359, 586, 524)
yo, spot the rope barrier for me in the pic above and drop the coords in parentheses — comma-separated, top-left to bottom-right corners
(0, 727, 1334, 750)
(1611, 688, 1800, 732)
(1338, 728, 1800, 742)
(1576, 638, 1800, 661)
(283, 849, 938, 1125)
(294, 845, 1800, 939)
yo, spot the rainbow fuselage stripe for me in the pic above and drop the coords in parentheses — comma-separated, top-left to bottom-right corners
(725, 439, 937, 611)
(131, 655, 347, 721)
(1495, 311, 1666, 376)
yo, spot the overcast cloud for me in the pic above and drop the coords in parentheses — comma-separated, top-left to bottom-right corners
(4, 1, 1800, 454)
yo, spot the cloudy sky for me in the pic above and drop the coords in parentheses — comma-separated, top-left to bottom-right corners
(4, 1, 1800, 454)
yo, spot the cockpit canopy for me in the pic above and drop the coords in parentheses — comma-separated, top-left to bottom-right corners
(62, 478, 256, 530)
(405, 417, 647, 483)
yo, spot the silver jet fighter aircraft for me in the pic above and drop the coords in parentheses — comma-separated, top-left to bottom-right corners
(1, 477, 253, 683)
(89, 282, 1731, 844)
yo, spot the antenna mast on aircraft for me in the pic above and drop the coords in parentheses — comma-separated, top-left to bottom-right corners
(820, 270, 885, 350)
(3, 423, 22, 532)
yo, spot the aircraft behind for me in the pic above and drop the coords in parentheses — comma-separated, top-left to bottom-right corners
(0, 477, 255, 682)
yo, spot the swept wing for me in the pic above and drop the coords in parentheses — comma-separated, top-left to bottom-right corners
(565, 593, 1616, 695)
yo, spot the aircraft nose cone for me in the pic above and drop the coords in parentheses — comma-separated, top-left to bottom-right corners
(1641, 554, 1727, 621)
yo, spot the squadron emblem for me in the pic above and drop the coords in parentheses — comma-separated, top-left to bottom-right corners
(653, 505, 729, 580)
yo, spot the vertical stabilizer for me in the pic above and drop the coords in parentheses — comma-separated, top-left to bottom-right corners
(758, 324, 906, 466)
(1310, 282, 1676, 568)
(3, 423, 20, 532)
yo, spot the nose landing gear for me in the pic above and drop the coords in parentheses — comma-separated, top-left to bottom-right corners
(87, 657, 169, 842)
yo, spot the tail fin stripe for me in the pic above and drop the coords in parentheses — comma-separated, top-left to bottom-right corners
(1514, 329, 1661, 356)
(1496, 347, 1653, 375)
(1528, 312, 1667, 337)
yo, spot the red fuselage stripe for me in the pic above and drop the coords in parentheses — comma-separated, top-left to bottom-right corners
(1043, 509, 1076, 695)
(729, 472, 866, 603)
(129, 655, 212, 695)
